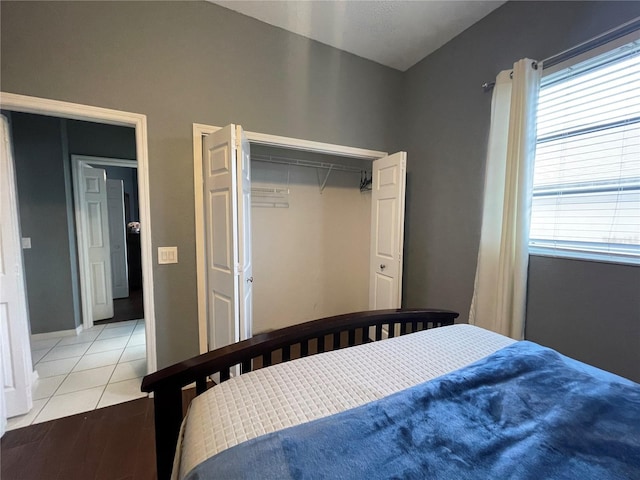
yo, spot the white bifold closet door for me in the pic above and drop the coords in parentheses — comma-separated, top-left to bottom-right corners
(203, 124, 252, 351)
(369, 152, 407, 310)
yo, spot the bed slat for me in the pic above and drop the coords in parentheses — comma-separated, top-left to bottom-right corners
(333, 332, 340, 350)
(263, 352, 272, 367)
(348, 329, 356, 346)
(195, 377, 207, 395)
(241, 359, 251, 374)
(375, 324, 383, 341)
(318, 335, 325, 353)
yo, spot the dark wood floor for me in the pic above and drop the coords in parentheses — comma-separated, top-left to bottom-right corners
(2, 388, 198, 480)
(95, 288, 144, 326)
(1, 397, 156, 480)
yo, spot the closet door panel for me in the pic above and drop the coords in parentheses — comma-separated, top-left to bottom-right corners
(204, 125, 240, 350)
(369, 152, 407, 310)
(236, 125, 253, 342)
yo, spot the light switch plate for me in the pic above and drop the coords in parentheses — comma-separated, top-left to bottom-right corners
(158, 246, 178, 264)
(22, 237, 31, 249)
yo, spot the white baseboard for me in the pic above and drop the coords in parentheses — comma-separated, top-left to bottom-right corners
(30, 324, 83, 341)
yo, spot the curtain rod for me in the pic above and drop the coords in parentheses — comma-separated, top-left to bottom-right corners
(481, 16, 640, 91)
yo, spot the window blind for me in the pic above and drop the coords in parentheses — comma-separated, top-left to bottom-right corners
(530, 38, 640, 264)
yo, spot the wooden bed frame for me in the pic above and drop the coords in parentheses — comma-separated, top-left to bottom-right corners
(141, 308, 459, 480)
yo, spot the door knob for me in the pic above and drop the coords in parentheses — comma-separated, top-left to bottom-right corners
(247, 276, 254, 283)
(380, 264, 386, 270)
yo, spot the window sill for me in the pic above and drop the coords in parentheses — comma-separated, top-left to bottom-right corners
(528, 247, 640, 267)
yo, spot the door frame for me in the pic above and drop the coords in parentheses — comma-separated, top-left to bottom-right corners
(0, 92, 157, 373)
(71, 155, 137, 330)
(192, 123, 387, 353)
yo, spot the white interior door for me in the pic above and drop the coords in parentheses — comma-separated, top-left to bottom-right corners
(0, 115, 33, 421)
(79, 166, 114, 321)
(204, 125, 240, 350)
(236, 126, 253, 341)
(106, 179, 129, 299)
(369, 152, 407, 310)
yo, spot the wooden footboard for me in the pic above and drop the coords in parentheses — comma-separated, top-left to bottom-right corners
(141, 308, 458, 480)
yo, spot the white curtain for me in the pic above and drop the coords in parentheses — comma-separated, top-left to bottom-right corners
(469, 59, 541, 339)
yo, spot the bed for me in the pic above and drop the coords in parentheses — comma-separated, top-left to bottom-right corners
(141, 309, 640, 480)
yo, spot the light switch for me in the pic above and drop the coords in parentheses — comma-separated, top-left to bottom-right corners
(22, 237, 31, 249)
(158, 246, 178, 264)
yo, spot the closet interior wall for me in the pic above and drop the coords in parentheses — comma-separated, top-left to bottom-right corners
(251, 145, 372, 333)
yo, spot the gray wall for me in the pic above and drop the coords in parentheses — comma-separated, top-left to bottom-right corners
(401, 1, 640, 381)
(11, 113, 79, 334)
(67, 120, 137, 161)
(9, 112, 138, 334)
(526, 256, 640, 382)
(1, 1, 403, 366)
(66, 119, 139, 222)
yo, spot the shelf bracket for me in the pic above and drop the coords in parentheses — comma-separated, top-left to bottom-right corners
(317, 164, 333, 193)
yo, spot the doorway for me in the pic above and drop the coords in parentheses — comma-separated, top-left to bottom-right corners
(71, 155, 145, 329)
(0, 92, 156, 429)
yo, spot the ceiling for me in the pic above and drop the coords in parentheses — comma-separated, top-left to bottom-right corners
(210, 1, 506, 71)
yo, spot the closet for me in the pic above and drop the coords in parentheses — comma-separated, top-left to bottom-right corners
(202, 124, 406, 351)
(251, 145, 374, 334)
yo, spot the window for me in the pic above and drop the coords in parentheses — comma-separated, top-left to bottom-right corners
(530, 37, 640, 265)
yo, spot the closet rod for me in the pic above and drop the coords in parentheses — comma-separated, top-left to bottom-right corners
(252, 154, 363, 173)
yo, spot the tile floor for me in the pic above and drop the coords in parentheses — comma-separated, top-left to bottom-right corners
(6, 319, 147, 431)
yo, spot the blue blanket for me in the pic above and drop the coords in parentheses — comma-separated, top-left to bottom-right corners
(185, 341, 640, 479)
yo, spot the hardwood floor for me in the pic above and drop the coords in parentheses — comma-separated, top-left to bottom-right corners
(1, 397, 156, 480)
(95, 288, 144, 326)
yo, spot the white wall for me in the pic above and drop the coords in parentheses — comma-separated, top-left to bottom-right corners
(251, 160, 371, 333)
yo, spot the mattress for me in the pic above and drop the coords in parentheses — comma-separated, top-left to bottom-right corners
(177, 324, 515, 478)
